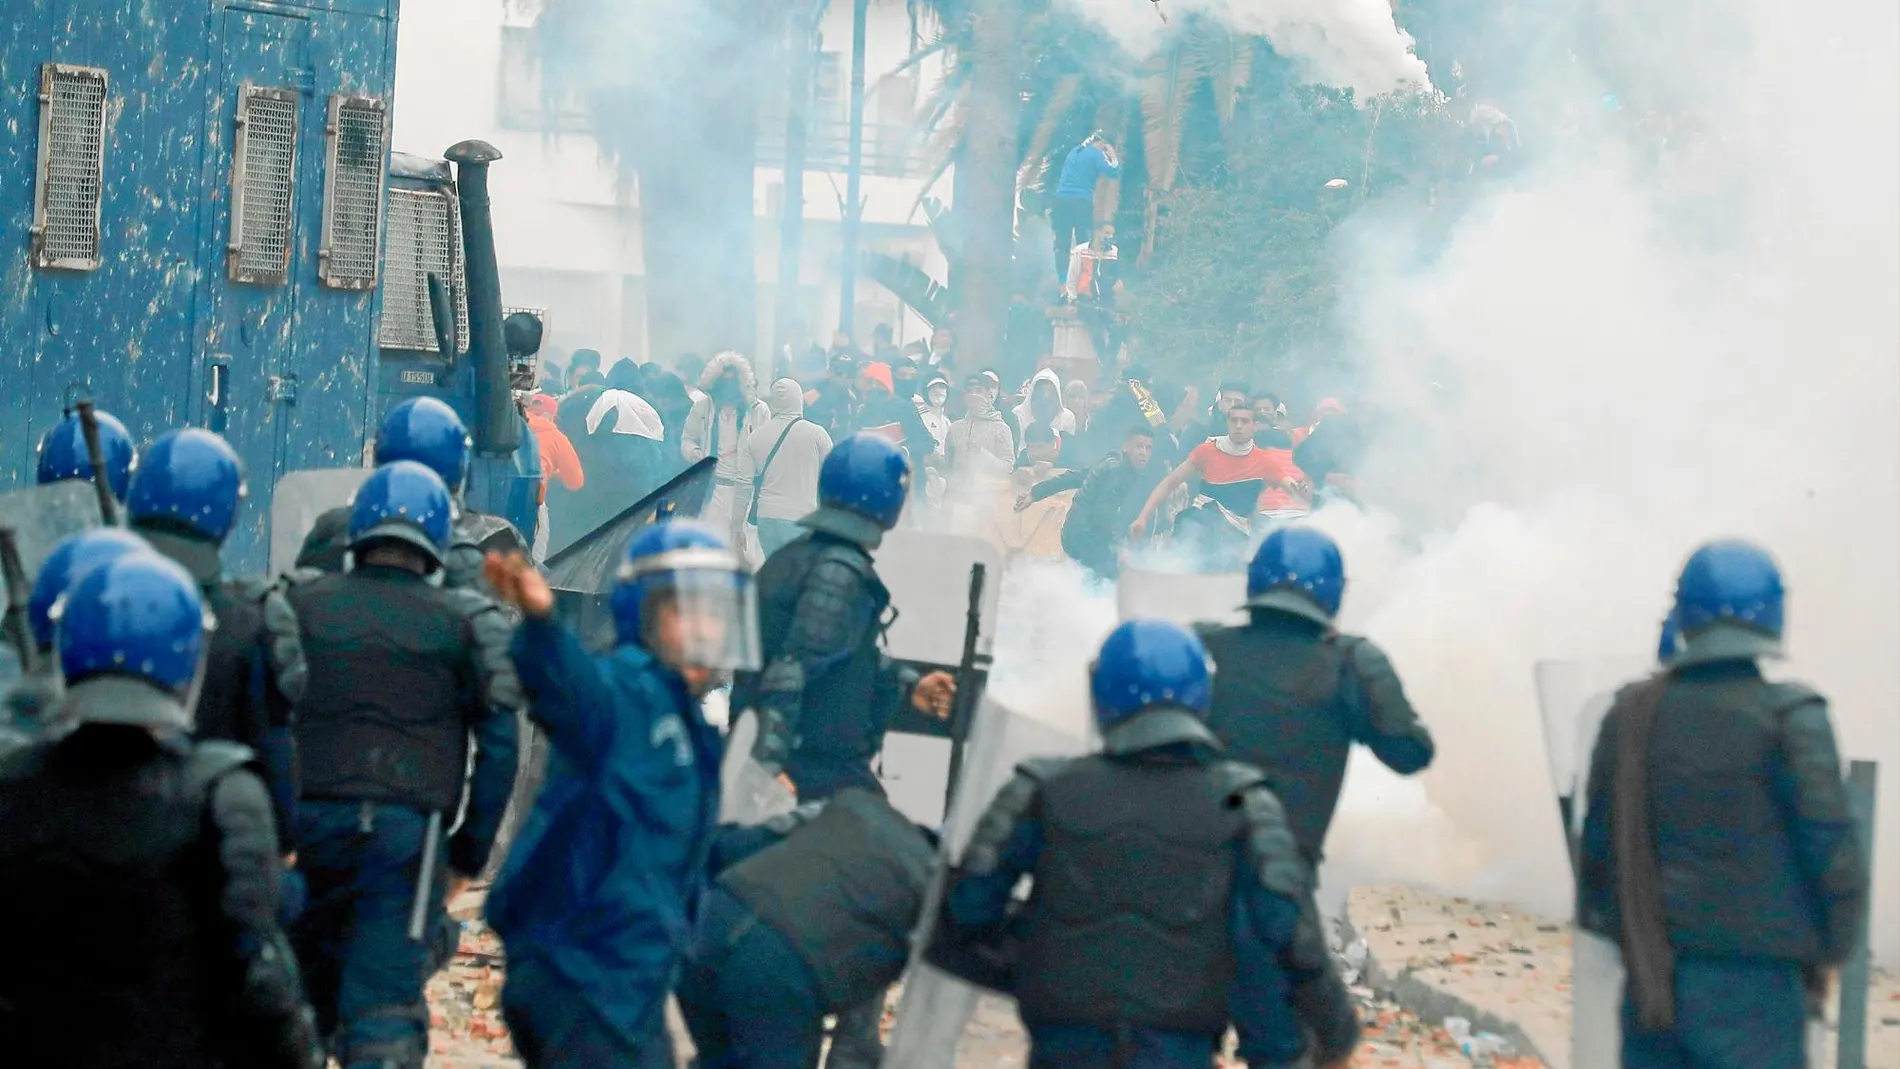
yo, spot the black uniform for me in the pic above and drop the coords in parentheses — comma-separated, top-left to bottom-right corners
(297, 505, 525, 596)
(1579, 642, 1868, 1069)
(943, 710, 1361, 1068)
(137, 525, 308, 840)
(1196, 605, 1434, 861)
(678, 789, 936, 1068)
(735, 529, 914, 802)
(0, 704, 322, 1069)
(1028, 448, 1155, 578)
(282, 562, 521, 1067)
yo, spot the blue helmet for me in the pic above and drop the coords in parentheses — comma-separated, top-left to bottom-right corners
(376, 397, 472, 493)
(37, 409, 136, 499)
(1089, 619, 1215, 729)
(611, 520, 759, 672)
(1657, 609, 1682, 662)
(1246, 525, 1345, 624)
(1674, 539, 1784, 639)
(347, 460, 454, 565)
(29, 528, 151, 652)
(815, 434, 912, 535)
(125, 429, 246, 543)
(57, 552, 209, 711)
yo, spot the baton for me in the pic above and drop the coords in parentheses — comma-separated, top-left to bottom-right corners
(407, 811, 444, 943)
(74, 400, 119, 526)
(0, 530, 39, 675)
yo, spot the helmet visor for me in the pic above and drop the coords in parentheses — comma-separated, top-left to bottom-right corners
(638, 568, 762, 673)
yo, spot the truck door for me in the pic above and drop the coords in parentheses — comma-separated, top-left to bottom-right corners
(194, 6, 313, 568)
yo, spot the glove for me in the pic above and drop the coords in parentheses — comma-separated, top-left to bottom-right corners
(750, 706, 794, 774)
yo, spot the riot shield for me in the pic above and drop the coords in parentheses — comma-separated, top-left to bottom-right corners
(874, 531, 1003, 827)
(1114, 565, 1246, 627)
(719, 708, 797, 824)
(1533, 656, 1647, 1069)
(881, 689, 1096, 1069)
(0, 480, 105, 579)
(268, 469, 370, 576)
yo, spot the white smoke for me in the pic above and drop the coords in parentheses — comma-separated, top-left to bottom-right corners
(1062, 0, 1431, 98)
(1310, 0, 1900, 959)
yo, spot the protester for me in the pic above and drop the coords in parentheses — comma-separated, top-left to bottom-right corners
(945, 373, 1017, 477)
(1011, 367, 1079, 445)
(568, 348, 603, 386)
(1050, 133, 1120, 273)
(643, 368, 695, 460)
(677, 353, 709, 404)
(918, 375, 952, 459)
(735, 379, 834, 558)
(804, 351, 861, 442)
(523, 394, 583, 560)
(869, 323, 903, 366)
(683, 353, 771, 556)
(1191, 380, 1252, 444)
(1022, 423, 1155, 578)
(587, 362, 668, 506)
(1062, 378, 1093, 436)
(1130, 404, 1306, 547)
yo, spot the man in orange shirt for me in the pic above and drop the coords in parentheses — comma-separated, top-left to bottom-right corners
(525, 394, 584, 559)
(1129, 404, 1305, 541)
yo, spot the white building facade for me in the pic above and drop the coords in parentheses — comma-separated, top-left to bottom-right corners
(391, 0, 953, 372)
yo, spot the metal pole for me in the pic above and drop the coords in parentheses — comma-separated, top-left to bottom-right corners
(837, 0, 870, 339)
(1836, 760, 1877, 1069)
(443, 139, 517, 455)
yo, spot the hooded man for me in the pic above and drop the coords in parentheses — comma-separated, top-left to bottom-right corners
(683, 353, 773, 555)
(856, 362, 935, 481)
(945, 373, 1018, 478)
(918, 375, 951, 459)
(803, 352, 862, 442)
(736, 380, 835, 559)
(588, 361, 669, 504)
(1012, 368, 1079, 450)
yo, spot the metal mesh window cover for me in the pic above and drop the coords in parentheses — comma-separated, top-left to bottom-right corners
(228, 85, 299, 285)
(31, 64, 109, 271)
(379, 187, 467, 353)
(319, 94, 387, 290)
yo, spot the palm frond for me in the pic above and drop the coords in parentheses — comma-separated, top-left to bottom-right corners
(873, 32, 960, 94)
(1211, 30, 1254, 128)
(1016, 73, 1082, 190)
(906, 95, 967, 218)
(1139, 41, 1206, 196)
(861, 250, 951, 329)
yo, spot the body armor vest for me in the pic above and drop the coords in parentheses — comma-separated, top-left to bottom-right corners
(744, 536, 893, 761)
(1200, 613, 1352, 859)
(1015, 754, 1244, 1037)
(0, 733, 247, 1069)
(721, 789, 935, 1009)
(195, 579, 269, 751)
(288, 568, 475, 813)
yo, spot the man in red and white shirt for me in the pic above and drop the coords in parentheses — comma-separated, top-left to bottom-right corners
(1129, 403, 1307, 539)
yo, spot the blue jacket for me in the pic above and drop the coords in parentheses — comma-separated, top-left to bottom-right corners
(487, 617, 723, 1042)
(1054, 143, 1120, 201)
(945, 809, 1323, 1066)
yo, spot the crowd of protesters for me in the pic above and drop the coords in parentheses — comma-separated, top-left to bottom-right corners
(521, 327, 1360, 578)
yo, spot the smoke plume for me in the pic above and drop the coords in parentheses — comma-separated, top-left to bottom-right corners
(1062, 0, 1431, 98)
(1315, 0, 1900, 958)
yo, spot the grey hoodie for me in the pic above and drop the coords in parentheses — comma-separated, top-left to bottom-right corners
(736, 378, 835, 521)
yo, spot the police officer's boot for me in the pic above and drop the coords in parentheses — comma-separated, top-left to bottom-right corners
(824, 993, 886, 1069)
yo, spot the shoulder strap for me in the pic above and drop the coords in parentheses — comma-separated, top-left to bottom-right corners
(755, 418, 805, 487)
(184, 740, 258, 807)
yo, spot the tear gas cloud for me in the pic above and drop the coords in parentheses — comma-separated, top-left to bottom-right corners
(1062, 0, 1430, 97)
(1308, 0, 1900, 958)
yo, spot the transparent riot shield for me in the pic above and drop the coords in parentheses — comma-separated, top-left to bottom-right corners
(719, 708, 797, 824)
(875, 530, 1003, 665)
(1533, 656, 1646, 1069)
(1114, 565, 1246, 628)
(0, 480, 105, 578)
(268, 469, 370, 576)
(881, 689, 1095, 1069)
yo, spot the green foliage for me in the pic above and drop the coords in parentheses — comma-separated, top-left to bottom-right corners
(1122, 79, 1464, 387)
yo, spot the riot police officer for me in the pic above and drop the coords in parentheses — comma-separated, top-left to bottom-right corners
(36, 405, 136, 502)
(0, 551, 325, 1069)
(4, 527, 148, 738)
(1196, 525, 1434, 862)
(297, 397, 529, 589)
(940, 619, 1360, 1069)
(738, 433, 956, 800)
(483, 521, 752, 1068)
(128, 429, 306, 838)
(284, 461, 522, 1069)
(677, 787, 937, 1069)
(734, 432, 956, 1069)
(1578, 540, 1868, 1069)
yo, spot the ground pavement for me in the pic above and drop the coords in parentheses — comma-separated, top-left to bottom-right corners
(423, 886, 1898, 1069)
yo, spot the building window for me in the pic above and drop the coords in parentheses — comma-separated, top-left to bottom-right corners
(319, 94, 387, 290)
(379, 188, 467, 354)
(498, 25, 591, 133)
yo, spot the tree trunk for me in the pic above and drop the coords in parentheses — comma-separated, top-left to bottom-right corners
(773, 3, 821, 364)
(955, 0, 1023, 373)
